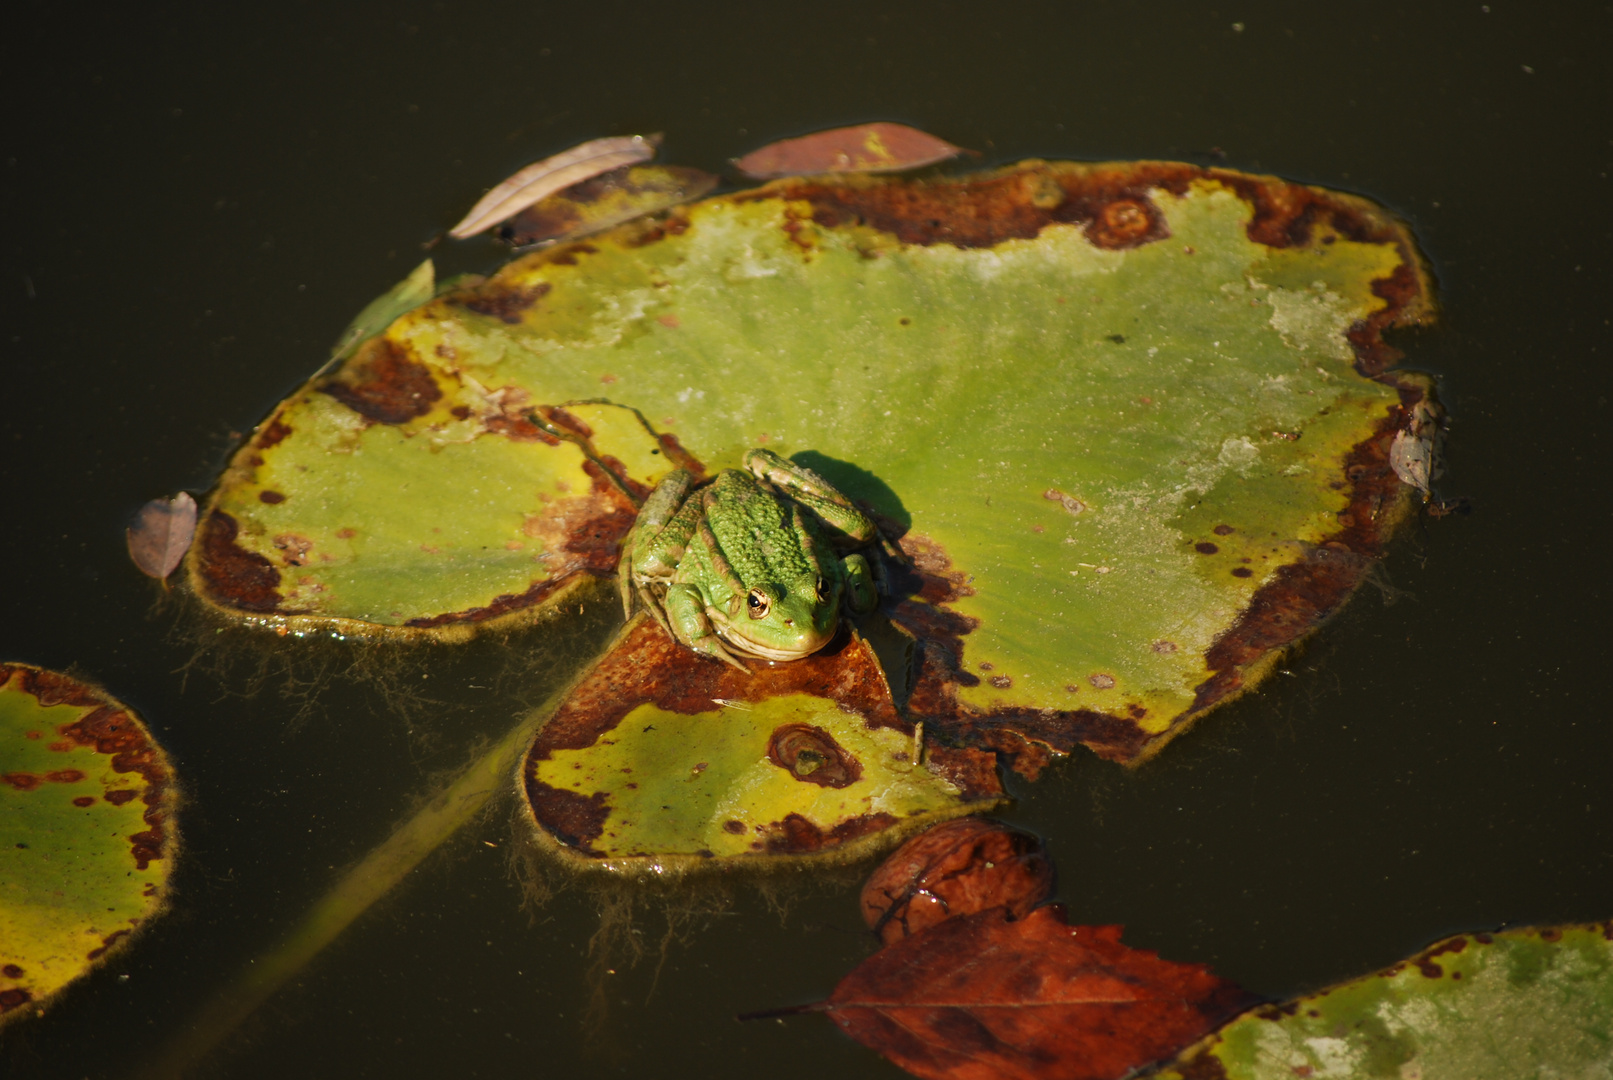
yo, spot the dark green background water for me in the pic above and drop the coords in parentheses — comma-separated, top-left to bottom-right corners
(4, 2, 1610, 1076)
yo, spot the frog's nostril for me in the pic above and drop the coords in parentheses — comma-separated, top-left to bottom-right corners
(784, 619, 794, 626)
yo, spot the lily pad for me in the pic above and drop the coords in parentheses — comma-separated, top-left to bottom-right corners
(0, 663, 178, 1026)
(191, 160, 1433, 763)
(1156, 922, 1613, 1080)
(520, 618, 1001, 871)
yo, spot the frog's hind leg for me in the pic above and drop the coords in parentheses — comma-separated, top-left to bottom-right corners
(664, 583, 748, 672)
(617, 469, 697, 618)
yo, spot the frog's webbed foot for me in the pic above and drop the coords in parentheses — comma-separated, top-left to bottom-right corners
(842, 553, 880, 615)
(635, 582, 674, 636)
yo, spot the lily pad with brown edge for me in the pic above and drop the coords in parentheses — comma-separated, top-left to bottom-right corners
(519, 617, 1002, 872)
(0, 663, 178, 1027)
(190, 159, 1435, 765)
(498, 163, 719, 249)
(1153, 921, 1613, 1080)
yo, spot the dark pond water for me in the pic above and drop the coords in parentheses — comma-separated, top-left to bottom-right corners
(4, 2, 1611, 1076)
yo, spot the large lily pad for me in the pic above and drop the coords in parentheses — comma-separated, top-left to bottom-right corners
(521, 619, 1001, 872)
(1157, 922, 1613, 1079)
(0, 663, 178, 1025)
(191, 160, 1433, 763)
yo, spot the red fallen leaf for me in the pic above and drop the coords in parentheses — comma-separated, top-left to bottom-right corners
(734, 122, 965, 179)
(126, 492, 197, 580)
(861, 817, 1053, 945)
(824, 905, 1254, 1080)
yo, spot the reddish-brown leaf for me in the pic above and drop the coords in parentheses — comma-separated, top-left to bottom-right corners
(861, 817, 1053, 945)
(826, 905, 1254, 1080)
(126, 492, 197, 580)
(734, 122, 965, 179)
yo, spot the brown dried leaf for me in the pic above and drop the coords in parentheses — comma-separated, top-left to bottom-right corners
(449, 134, 660, 238)
(861, 817, 1053, 945)
(826, 905, 1255, 1080)
(734, 122, 964, 179)
(127, 492, 197, 580)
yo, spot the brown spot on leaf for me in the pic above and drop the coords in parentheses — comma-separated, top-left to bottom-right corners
(72, 795, 95, 807)
(522, 779, 610, 855)
(1153, 641, 1179, 654)
(254, 416, 292, 449)
(195, 510, 282, 612)
(723, 819, 747, 835)
(1, 965, 21, 979)
(453, 280, 550, 325)
(1213, 524, 1235, 535)
(1232, 567, 1253, 578)
(761, 811, 899, 854)
(1195, 542, 1219, 555)
(43, 769, 85, 783)
(0, 988, 33, 1013)
(105, 789, 139, 806)
(0, 773, 41, 791)
(988, 675, 1012, 689)
(320, 337, 442, 425)
(258, 490, 286, 504)
(1088, 674, 1116, 690)
(766, 723, 863, 788)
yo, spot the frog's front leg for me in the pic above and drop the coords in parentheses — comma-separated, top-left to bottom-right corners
(663, 583, 749, 672)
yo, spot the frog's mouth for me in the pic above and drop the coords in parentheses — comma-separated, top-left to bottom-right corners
(715, 623, 833, 662)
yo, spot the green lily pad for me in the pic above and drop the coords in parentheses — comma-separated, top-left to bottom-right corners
(191, 160, 1433, 763)
(1156, 922, 1613, 1079)
(0, 663, 178, 1026)
(521, 618, 1001, 871)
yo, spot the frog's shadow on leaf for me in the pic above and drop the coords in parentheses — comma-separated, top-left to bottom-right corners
(789, 451, 912, 536)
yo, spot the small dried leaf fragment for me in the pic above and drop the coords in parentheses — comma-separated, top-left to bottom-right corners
(127, 492, 197, 579)
(861, 817, 1053, 945)
(1390, 398, 1445, 499)
(450, 134, 660, 238)
(825, 905, 1254, 1080)
(734, 122, 964, 179)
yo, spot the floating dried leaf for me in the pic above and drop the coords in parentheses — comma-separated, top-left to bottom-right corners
(734, 122, 964, 179)
(824, 905, 1254, 1080)
(1390, 398, 1445, 499)
(127, 492, 197, 580)
(861, 817, 1053, 945)
(450, 134, 660, 238)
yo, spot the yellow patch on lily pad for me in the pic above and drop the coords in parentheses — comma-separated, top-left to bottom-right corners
(0, 664, 178, 1027)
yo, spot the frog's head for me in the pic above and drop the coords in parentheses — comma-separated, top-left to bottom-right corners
(713, 575, 841, 661)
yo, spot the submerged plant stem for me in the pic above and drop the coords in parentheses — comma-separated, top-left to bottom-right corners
(144, 698, 556, 1078)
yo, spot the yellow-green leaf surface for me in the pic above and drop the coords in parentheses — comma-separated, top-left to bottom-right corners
(1156, 922, 1613, 1080)
(0, 663, 178, 1026)
(521, 619, 1002, 872)
(193, 161, 1433, 762)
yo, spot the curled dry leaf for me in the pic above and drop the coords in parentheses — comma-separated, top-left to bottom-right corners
(127, 492, 197, 580)
(1389, 398, 1445, 500)
(734, 122, 964, 179)
(825, 905, 1255, 1080)
(449, 134, 661, 238)
(861, 817, 1053, 945)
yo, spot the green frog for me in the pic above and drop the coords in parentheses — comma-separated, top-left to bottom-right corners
(618, 448, 889, 669)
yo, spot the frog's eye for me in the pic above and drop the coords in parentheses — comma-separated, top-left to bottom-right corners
(746, 589, 771, 620)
